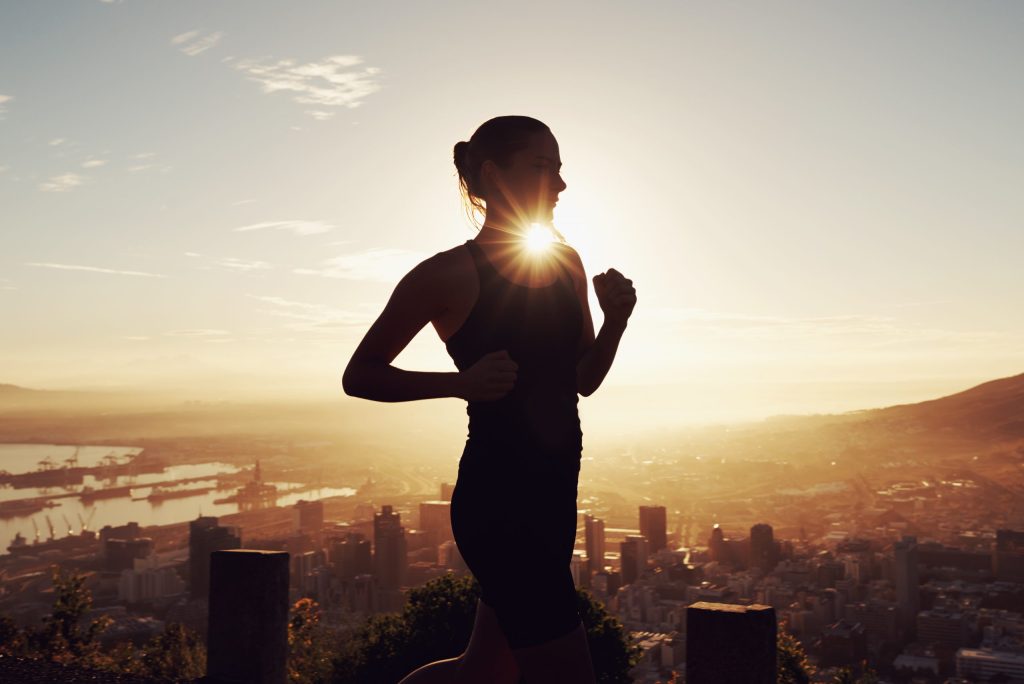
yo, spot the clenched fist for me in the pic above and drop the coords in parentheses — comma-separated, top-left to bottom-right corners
(593, 268, 636, 327)
(458, 350, 518, 402)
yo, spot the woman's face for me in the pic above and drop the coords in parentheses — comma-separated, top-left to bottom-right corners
(487, 130, 567, 226)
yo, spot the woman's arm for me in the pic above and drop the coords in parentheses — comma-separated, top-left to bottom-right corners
(342, 257, 465, 402)
(559, 245, 636, 397)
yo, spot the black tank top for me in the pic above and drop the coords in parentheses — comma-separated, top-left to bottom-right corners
(445, 239, 584, 462)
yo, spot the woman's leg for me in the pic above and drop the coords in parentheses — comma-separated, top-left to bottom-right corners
(510, 621, 596, 684)
(397, 598, 520, 684)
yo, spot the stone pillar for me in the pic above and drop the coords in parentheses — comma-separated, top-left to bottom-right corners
(207, 550, 289, 684)
(686, 602, 776, 684)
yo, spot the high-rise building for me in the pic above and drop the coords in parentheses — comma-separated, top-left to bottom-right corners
(708, 524, 726, 563)
(639, 506, 668, 553)
(584, 514, 606, 575)
(188, 516, 241, 600)
(750, 523, 776, 572)
(993, 529, 1024, 583)
(292, 499, 325, 544)
(330, 532, 373, 581)
(418, 501, 453, 546)
(620, 534, 648, 586)
(893, 535, 920, 631)
(440, 482, 455, 502)
(373, 505, 408, 590)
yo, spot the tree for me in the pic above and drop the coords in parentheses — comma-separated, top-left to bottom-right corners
(138, 623, 207, 682)
(289, 598, 335, 684)
(777, 622, 814, 684)
(31, 565, 111, 666)
(330, 573, 641, 684)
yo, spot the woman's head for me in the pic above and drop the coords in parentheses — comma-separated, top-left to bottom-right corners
(454, 115, 566, 229)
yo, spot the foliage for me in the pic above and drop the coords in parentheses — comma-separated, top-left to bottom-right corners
(330, 573, 641, 684)
(831, 665, 879, 684)
(289, 598, 335, 684)
(777, 622, 814, 684)
(32, 565, 112, 666)
(137, 622, 207, 682)
(0, 565, 205, 681)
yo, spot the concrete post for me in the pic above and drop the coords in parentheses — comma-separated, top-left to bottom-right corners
(686, 602, 776, 684)
(206, 549, 290, 684)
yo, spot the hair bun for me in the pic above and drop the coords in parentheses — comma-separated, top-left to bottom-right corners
(453, 141, 469, 171)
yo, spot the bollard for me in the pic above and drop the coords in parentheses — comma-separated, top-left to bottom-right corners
(206, 549, 290, 684)
(686, 602, 776, 684)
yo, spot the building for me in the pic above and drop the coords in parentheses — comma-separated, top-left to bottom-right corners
(418, 501, 453, 547)
(893, 535, 920, 631)
(750, 523, 776, 572)
(917, 608, 967, 647)
(639, 506, 668, 554)
(993, 529, 1024, 583)
(957, 648, 1024, 681)
(585, 514, 606, 575)
(188, 516, 241, 600)
(105, 537, 154, 572)
(440, 482, 455, 502)
(330, 532, 372, 581)
(621, 535, 649, 586)
(292, 499, 324, 544)
(373, 505, 408, 590)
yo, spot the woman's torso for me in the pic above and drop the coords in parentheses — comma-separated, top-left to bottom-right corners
(442, 239, 584, 474)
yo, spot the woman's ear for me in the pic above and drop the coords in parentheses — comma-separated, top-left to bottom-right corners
(480, 159, 498, 198)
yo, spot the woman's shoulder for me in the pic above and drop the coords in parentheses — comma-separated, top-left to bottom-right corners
(408, 240, 475, 290)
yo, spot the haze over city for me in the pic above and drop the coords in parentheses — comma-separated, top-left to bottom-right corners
(2, 2, 1024, 683)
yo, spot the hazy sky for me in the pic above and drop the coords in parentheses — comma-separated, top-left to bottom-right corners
(1, 1, 1022, 423)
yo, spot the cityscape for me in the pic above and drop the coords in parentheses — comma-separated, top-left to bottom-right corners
(1, 372, 1023, 682)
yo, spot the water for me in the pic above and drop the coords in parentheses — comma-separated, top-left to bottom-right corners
(0, 444, 143, 475)
(0, 444, 355, 552)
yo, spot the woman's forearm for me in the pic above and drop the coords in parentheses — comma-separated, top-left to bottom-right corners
(343, 361, 464, 402)
(576, 320, 627, 397)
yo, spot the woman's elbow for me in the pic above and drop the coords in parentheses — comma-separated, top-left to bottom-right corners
(342, 364, 364, 398)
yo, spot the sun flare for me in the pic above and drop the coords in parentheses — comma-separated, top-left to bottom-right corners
(524, 223, 555, 253)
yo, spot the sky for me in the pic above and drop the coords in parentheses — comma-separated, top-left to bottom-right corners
(1, 1, 1022, 425)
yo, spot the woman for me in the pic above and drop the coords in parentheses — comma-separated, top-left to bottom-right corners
(343, 115, 636, 683)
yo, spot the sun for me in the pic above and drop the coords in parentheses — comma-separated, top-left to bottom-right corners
(524, 223, 555, 253)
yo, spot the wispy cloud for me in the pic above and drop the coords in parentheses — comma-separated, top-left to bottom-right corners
(81, 159, 107, 169)
(248, 295, 371, 331)
(0, 278, 17, 292)
(185, 251, 272, 272)
(232, 55, 381, 118)
(27, 262, 167, 278)
(294, 248, 424, 283)
(163, 329, 229, 337)
(0, 94, 11, 120)
(171, 30, 224, 57)
(234, 220, 333, 236)
(48, 138, 66, 146)
(38, 173, 85, 192)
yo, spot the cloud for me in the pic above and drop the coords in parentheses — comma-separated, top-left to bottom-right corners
(248, 294, 371, 331)
(171, 30, 224, 57)
(81, 159, 107, 168)
(185, 251, 272, 271)
(294, 248, 424, 283)
(27, 262, 167, 278)
(0, 94, 11, 119)
(49, 138, 66, 146)
(234, 220, 334, 236)
(123, 336, 151, 341)
(232, 54, 381, 117)
(38, 173, 85, 192)
(0, 278, 17, 292)
(163, 329, 230, 337)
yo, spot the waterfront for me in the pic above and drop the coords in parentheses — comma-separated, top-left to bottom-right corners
(0, 444, 356, 551)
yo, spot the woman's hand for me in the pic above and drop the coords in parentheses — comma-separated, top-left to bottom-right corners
(458, 350, 518, 401)
(592, 268, 636, 328)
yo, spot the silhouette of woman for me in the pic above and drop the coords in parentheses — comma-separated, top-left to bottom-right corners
(343, 115, 636, 683)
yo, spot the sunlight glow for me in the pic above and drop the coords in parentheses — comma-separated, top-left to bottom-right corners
(524, 223, 555, 253)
